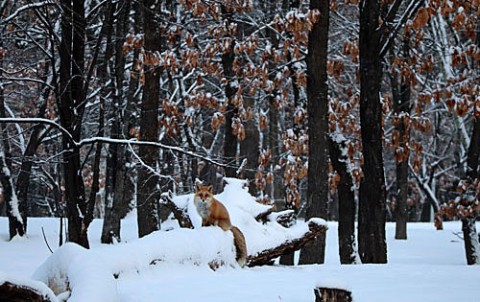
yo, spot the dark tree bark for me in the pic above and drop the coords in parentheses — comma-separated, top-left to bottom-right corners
(136, 0, 162, 238)
(329, 137, 356, 264)
(222, 28, 238, 178)
(58, 0, 88, 248)
(358, 0, 388, 263)
(460, 22, 480, 265)
(298, 0, 329, 265)
(314, 287, 353, 302)
(101, 0, 132, 244)
(390, 34, 411, 240)
(461, 217, 480, 265)
(85, 1, 116, 232)
(0, 81, 25, 239)
(239, 108, 260, 196)
(466, 119, 480, 180)
(466, 22, 480, 181)
(0, 23, 26, 238)
(14, 85, 51, 233)
(0, 280, 56, 302)
(0, 143, 24, 240)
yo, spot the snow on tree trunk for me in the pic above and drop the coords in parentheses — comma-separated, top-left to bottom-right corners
(0, 138, 25, 239)
(0, 75, 25, 239)
(59, 0, 88, 248)
(329, 136, 357, 264)
(461, 217, 480, 265)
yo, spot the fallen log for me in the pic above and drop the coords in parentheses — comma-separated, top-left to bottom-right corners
(0, 274, 58, 302)
(161, 192, 194, 229)
(273, 210, 296, 227)
(246, 219, 327, 267)
(255, 209, 296, 227)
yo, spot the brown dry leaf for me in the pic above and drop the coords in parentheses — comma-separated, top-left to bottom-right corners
(413, 8, 431, 30)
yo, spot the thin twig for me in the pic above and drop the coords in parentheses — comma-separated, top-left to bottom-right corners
(41, 227, 54, 254)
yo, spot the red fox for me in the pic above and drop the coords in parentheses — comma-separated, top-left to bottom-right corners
(194, 183, 247, 267)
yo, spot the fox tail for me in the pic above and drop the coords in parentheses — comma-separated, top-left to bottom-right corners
(230, 226, 247, 268)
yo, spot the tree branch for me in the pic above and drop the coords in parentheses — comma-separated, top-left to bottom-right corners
(0, 118, 236, 171)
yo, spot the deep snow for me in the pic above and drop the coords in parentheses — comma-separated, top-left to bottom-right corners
(0, 180, 479, 302)
(1, 218, 479, 301)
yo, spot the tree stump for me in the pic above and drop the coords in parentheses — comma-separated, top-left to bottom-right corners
(314, 287, 353, 302)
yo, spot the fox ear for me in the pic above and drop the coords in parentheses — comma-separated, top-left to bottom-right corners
(195, 179, 202, 191)
(207, 185, 213, 193)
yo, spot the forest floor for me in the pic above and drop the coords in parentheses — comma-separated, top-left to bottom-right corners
(1, 216, 478, 302)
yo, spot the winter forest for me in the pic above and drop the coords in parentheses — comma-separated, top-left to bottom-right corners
(0, 0, 479, 301)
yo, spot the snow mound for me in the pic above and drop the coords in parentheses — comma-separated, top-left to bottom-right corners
(32, 243, 118, 302)
(95, 227, 239, 275)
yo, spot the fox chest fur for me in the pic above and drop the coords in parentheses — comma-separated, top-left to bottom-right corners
(194, 195, 212, 221)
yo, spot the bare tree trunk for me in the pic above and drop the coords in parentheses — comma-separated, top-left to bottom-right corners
(298, 0, 329, 265)
(358, 0, 387, 263)
(390, 34, 411, 240)
(239, 112, 260, 195)
(466, 22, 480, 181)
(461, 21, 480, 266)
(58, 0, 88, 248)
(329, 137, 356, 264)
(466, 119, 480, 180)
(101, 0, 132, 244)
(0, 79, 25, 239)
(461, 217, 480, 265)
(136, 0, 162, 238)
(0, 141, 24, 240)
(0, 14, 26, 238)
(222, 22, 238, 179)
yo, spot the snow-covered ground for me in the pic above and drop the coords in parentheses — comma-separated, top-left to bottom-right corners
(0, 181, 477, 302)
(1, 216, 478, 302)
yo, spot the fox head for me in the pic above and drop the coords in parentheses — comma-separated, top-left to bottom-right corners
(195, 183, 214, 201)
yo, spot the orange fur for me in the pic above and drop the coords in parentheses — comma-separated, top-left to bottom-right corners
(194, 183, 247, 267)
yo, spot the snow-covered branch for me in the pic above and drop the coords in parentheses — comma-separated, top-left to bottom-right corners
(0, 1, 57, 25)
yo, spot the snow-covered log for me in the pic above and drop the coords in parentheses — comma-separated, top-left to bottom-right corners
(32, 243, 118, 302)
(32, 228, 240, 301)
(161, 192, 193, 229)
(247, 219, 327, 267)
(0, 273, 59, 302)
